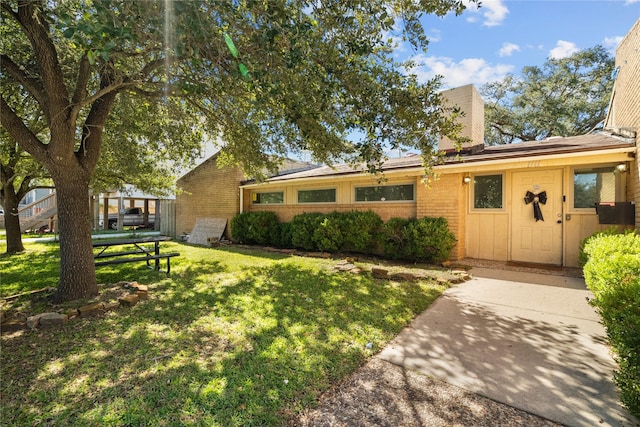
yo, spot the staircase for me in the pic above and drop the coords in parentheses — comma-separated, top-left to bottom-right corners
(18, 192, 57, 232)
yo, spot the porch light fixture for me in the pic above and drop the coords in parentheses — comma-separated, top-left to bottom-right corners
(616, 163, 628, 173)
(463, 176, 472, 184)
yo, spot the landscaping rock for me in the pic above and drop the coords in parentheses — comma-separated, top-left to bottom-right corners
(26, 314, 43, 330)
(1, 319, 26, 333)
(136, 290, 149, 301)
(79, 302, 105, 317)
(437, 276, 450, 285)
(372, 267, 389, 279)
(337, 263, 356, 272)
(390, 272, 417, 282)
(129, 283, 148, 292)
(118, 294, 139, 307)
(103, 301, 120, 312)
(39, 312, 68, 327)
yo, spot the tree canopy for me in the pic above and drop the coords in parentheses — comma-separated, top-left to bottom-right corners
(480, 45, 615, 145)
(1, 0, 473, 301)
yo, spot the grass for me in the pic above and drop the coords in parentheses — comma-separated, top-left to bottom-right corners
(1, 241, 449, 426)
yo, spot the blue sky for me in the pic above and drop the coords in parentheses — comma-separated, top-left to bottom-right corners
(399, 0, 640, 88)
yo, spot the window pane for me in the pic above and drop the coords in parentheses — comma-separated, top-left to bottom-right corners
(474, 175, 503, 209)
(298, 189, 336, 203)
(355, 184, 414, 201)
(574, 168, 616, 208)
(253, 192, 283, 204)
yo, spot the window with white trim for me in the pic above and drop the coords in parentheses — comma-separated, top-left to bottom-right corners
(355, 184, 414, 202)
(473, 174, 503, 209)
(573, 167, 617, 209)
(252, 191, 284, 204)
(297, 188, 336, 203)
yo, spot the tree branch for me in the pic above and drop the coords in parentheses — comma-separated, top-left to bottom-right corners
(14, 1, 70, 121)
(70, 53, 91, 123)
(0, 54, 49, 119)
(79, 64, 120, 171)
(0, 96, 49, 165)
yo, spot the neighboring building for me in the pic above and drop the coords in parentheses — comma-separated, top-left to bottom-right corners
(176, 19, 639, 268)
(176, 155, 314, 239)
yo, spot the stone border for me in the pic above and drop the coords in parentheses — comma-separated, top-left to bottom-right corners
(1, 282, 149, 335)
(333, 260, 472, 284)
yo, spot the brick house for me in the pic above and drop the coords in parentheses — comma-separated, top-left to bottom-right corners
(176, 19, 639, 268)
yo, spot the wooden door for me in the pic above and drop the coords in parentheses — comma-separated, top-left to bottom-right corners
(511, 169, 563, 265)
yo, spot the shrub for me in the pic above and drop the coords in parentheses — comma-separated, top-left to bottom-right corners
(380, 217, 412, 260)
(381, 217, 456, 262)
(342, 210, 383, 254)
(582, 231, 640, 417)
(578, 226, 620, 268)
(270, 222, 293, 248)
(313, 212, 345, 253)
(290, 213, 325, 251)
(230, 211, 280, 245)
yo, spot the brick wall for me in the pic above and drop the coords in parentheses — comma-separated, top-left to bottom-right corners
(438, 84, 485, 152)
(612, 19, 640, 228)
(416, 173, 466, 260)
(175, 155, 245, 238)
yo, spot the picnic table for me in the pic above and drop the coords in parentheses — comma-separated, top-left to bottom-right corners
(93, 236, 179, 274)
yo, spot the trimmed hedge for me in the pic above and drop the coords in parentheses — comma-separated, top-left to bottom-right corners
(581, 230, 640, 417)
(381, 217, 456, 262)
(230, 211, 279, 245)
(231, 211, 455, 263)
(290, 211, 383, 253)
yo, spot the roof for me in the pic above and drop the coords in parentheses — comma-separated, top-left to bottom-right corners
(247, 132, 636, 184)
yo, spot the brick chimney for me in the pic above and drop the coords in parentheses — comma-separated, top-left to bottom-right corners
(438, 84, 485, 153)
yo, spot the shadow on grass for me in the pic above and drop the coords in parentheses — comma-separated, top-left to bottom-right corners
(1, 256, 444, 426)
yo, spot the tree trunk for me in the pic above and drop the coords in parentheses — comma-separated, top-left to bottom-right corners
(52, 170, 98, 302)
(2, 190, 25, 254)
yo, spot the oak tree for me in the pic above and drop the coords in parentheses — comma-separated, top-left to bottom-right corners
(1, 0, 471, 301)
(481, 46, 615, 145)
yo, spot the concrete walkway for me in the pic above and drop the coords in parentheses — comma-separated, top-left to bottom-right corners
(379, 268, 638, 427)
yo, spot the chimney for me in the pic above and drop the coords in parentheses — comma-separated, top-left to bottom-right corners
(438, 84, 485, 153)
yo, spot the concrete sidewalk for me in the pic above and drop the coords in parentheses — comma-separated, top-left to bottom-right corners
(379, 268, 638, 427)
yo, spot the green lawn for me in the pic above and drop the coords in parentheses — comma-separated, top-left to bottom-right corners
(1, 241, 448, 426)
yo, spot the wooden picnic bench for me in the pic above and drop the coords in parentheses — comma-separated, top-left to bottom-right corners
(93, 236, 179, 274)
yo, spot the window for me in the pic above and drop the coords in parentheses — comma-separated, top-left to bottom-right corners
(574, 167, 617, 209)
(252, 191, 284, 204)
(473, 174, 503, 209)
(355, 184, 414, 202)
(297, 188, 336, 203)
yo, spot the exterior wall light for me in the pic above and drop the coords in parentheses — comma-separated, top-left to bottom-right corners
(463, 176, 472, 184)
(616, 163, 628, 173)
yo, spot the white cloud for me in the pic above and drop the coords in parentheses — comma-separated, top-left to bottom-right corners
(464, 0, 509, 27)
(410, 54, 514, 87)
(427, 28, 442, 43)
(549, 40, 579, 59)
(625, 0, 639, 4)
(499, 42, 520, 57)
(603, 36, 623, 51)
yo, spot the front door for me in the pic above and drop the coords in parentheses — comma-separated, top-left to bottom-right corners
(511, 169, 563, 265)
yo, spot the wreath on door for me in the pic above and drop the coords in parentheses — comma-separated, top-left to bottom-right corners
(524, 191, 547, 221)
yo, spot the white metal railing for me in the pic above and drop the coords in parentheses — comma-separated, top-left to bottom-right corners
(18, 192, 57, 231)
